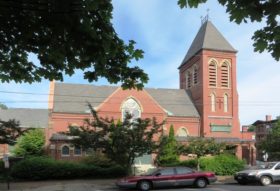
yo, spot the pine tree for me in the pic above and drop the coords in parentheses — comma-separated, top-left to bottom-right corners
(156, 125, 180, 165)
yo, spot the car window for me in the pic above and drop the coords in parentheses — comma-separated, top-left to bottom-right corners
(258, 162, 277, 169)
(176, 167, 193, 175)
(275, 164, 280, 170)
(159, 168, 175, 176)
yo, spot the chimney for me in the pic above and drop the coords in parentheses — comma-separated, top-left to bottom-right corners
(48, 81, 55, 110)
(265, 115, 272, 121)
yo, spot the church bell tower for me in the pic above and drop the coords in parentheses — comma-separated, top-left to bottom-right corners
(178, 20, 240, 138)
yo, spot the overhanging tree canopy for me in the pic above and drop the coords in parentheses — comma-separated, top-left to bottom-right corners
(178, 0, 280, 61)
(0, 0, 148, 89)
(0, 119, 24, 145)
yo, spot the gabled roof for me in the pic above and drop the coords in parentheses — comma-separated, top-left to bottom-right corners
(0, 108, 49, 128)
(53, 83, 118, 113)
(52, 83, 200, 118)
(179, 21, 236, 68)
(146, 88, 199, 117)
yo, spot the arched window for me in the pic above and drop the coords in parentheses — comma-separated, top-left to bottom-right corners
(193, 66, 198, 85)
(224, 94, 228, 112)
(177, 128, 188, 137)
(210, 93, 216, 112)
(61, 145, 70, 156)
(186, 71, 192, 89)
(121, 98, 141, 122)
(74, 146, 82, 156)
(221, 62, 230, 87)
(209, 60, 217, 87)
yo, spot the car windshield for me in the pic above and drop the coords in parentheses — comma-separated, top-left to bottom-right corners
(256, 162, 277, 169)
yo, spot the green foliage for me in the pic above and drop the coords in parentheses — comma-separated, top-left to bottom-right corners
(247, 125, 256, 132)
(0, 0, 147, 89)
(0, 119, 24, 145)
(0, 103, 8, 110)
(258, 120, 280, 160)
(160, 159, 197, 169)
(183, 137, 226, 170)
(0, 160, 4, 172)
(178, 0, 280, 61)
(10, 156, 126, 180)
(81, 153, 116, 168)
(184, 138, 225, 158)
(156, 125, 180, 165)
(199, 154, 245, 175)
(13, 129, 45, 157)
(67, 104, 163, 168)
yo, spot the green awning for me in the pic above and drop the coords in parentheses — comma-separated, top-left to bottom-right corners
(210, 124, 232, 132)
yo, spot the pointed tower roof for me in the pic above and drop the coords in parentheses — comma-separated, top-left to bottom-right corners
(179, 20, 237, 68)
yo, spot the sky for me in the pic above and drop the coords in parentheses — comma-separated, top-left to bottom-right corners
(0, 0, 280, 126)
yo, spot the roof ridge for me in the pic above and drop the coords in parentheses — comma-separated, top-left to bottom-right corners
(179, 20, 236, 68)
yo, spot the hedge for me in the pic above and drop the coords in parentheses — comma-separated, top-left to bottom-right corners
(199, 154, 245, 175)
(10, 156, 127, 180)
(160, 159, 197, 169)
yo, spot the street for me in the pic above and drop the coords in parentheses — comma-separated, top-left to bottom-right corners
(141, 184, 280, 191)
(1, 180, 280, 191)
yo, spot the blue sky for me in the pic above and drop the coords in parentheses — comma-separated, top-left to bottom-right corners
(0, 0, 280, 126)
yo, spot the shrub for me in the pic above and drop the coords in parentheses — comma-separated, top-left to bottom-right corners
(0, 160, 4, 177)
(178, 159, 197, 168)
(81, 153, 116, 168)
(13, 129, 45, 157)
(199, 154, 245, 175)
(160, 159, 197, 169)
(11, 156, 127, 180)
(156, 125, 180, 165)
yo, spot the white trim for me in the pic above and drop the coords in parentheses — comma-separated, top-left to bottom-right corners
(61, 144, 70, 157)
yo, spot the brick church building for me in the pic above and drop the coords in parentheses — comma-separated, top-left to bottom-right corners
(45, 20, 255, 165)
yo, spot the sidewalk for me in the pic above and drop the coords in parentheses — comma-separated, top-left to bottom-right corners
(0, 179, 117, 191)
(0, 176, 235, 191)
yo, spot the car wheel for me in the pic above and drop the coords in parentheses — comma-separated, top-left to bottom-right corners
(137, 180, 151, 191)
(237, 180, 247, 185)
(195, 178, 207, 188)
(260, 176, 272, 186)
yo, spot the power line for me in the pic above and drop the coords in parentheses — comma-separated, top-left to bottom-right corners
(1, 90, 280, 104)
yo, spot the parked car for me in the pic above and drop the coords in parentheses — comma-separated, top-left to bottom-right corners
(116, 166, 217, 190)
(234, 161, 280, 186)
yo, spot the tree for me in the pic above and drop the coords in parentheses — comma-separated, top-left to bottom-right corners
(247, 125, 256, 132)
(66, 104, 163, 169)
(178, 0, 280, 61)
(156, 125, 181, 165)
(183, 137, 225, 170)
(13, 128, 45, 156)
(258, 119, 280, 161)
(0, 103, 8, 110)
(0, 0, 147, 89)
(0, 119, 23, 145)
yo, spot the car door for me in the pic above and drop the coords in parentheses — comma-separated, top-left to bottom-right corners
(174, 167, 196, 186)
(272, 163, 280, 181)
(152, 168, 176, 188)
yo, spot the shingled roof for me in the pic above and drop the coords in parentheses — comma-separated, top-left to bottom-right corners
(53, 83, 118, 113)
(146, 88, 199, 117)
(53, 83, 199, 117)
(0, 108, 49, 128)
(180, 21, 236, 68)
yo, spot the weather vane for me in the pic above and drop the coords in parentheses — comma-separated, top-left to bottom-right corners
(201, 9, 210, 25)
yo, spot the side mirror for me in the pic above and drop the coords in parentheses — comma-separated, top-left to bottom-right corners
(275, 166, 280, 170)
(155, 173, 161, 176)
